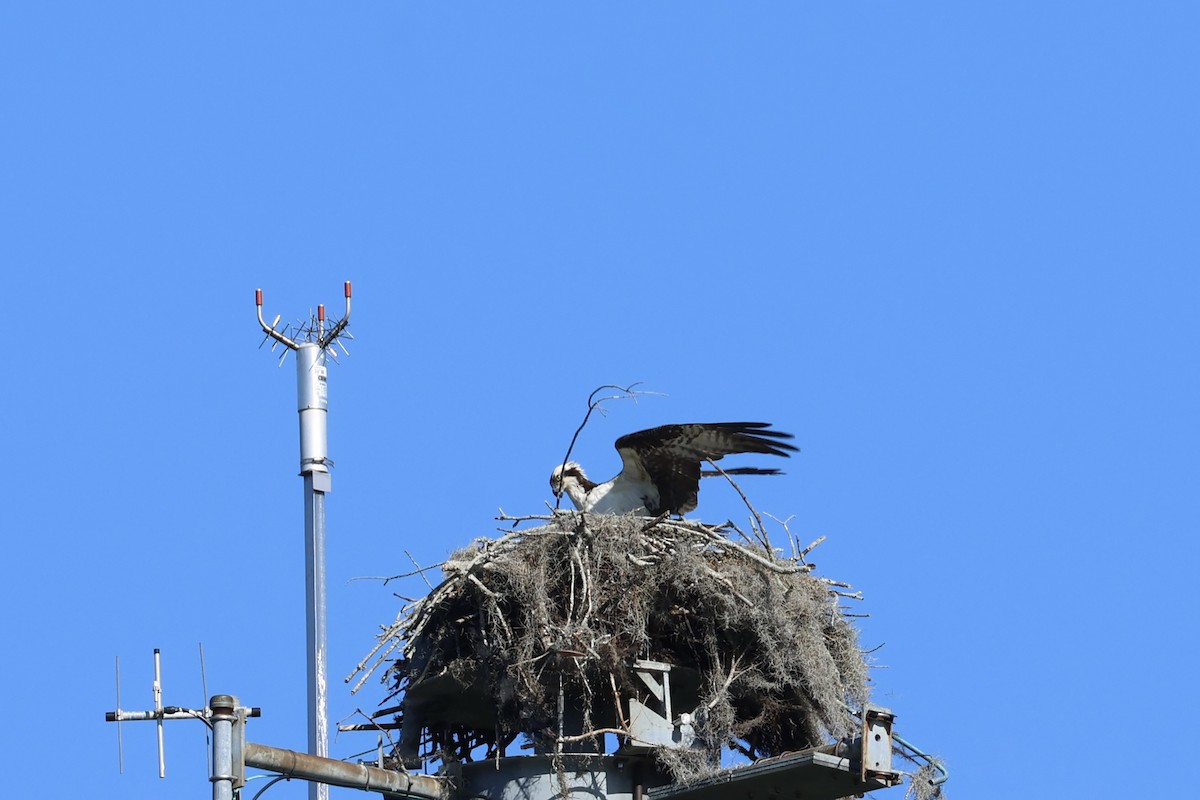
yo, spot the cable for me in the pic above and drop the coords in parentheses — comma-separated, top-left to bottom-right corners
(893, 732, 949, 786)
(246, 774, 291, 800)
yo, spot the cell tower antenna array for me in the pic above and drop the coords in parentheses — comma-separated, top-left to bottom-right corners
(255, 281, 353, 800)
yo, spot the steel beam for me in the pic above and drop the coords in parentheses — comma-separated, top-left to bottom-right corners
(244, 742, 446, 800)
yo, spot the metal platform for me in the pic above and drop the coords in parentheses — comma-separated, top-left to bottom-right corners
(647, 749, 899, 800)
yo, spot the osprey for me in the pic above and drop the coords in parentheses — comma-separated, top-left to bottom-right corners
(549, 422, 796, 516)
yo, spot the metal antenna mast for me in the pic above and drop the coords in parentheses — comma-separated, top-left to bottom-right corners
(255, 281, 353, 800)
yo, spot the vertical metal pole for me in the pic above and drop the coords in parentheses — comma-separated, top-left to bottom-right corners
(304, 472, 329, 797)
(211, 695, 236, 800)
(296, 342, 330, 800)
(256, 285, 349, 800)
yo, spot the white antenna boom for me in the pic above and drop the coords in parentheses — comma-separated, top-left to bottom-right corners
(154, 648, 165, 777)
(115, 656, 124, 774)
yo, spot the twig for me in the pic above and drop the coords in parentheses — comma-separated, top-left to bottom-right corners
(404, 550, 435, 590)
(706, 655, 749, 710)
(349, 635, 405, 694)
(723, 519, 758, 548)
(554, 383, 662, 510)
(610, 673, 631, 732)
(465, 573, 498, 598)
(800, 535, 826, 559)
(640, 511, 672, 532)
(817, 577, 853, 588)
(572, 539, 594, 630)
(347, 562, 445, 585)
(346, 620, 402, 684)
(511, 651, 552, 668)
(497, 512, 559, 523)
(765, 514, 799, 561)
(705, 459, 771, 551)
(555, 727, 632, 745)
(657, 520, 808, 574)
(335, 708, 398, 751)
(701, 565, 754, 606)
(567, 538, 578, 625)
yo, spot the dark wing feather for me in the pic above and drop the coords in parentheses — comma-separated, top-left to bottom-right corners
(615, 423, 796, 515)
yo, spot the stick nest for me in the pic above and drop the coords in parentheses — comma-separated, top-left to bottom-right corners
(352, 512, 869, 781)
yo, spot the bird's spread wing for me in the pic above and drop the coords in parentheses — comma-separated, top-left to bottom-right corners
(615, 423, 796, 514)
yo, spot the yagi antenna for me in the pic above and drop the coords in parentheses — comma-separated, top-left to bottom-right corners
(107, 649, 247, 779)
(108, 649, 172, 777)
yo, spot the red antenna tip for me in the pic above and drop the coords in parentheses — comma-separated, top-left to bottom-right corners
(344, 281, 352, 298)
(255, 289, 263, 306)
(318, 304, 326, 321)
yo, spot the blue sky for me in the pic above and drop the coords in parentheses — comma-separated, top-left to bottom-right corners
(2, 3, 1197, 798)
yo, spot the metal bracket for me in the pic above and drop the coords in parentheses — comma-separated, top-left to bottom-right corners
(625, 660, 700, 750)
(860, 704, 901, 784)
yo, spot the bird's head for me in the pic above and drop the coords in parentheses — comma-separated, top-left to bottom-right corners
(549, 461, 587, 499)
